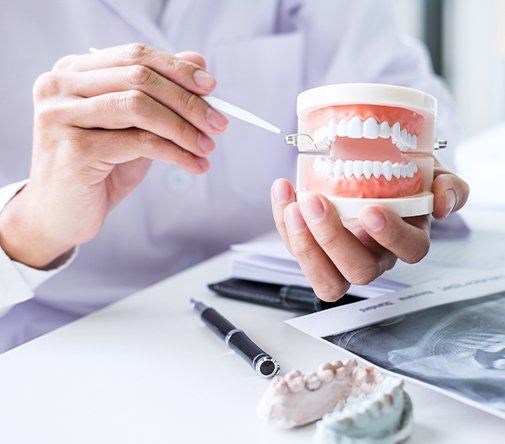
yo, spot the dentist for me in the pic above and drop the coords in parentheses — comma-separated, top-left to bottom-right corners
(0, 0, 468, 352)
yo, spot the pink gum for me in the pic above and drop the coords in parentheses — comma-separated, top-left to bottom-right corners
(306, 168, 423, 198)
(306, 105, 424, 136)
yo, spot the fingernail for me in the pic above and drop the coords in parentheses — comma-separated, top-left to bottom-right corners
(272, 180, 291, 204)
(198, 133, 215, 154)
(299, 193, 325, 223)
(206, 107, 228, 131)
(445, 189, 457, 218)
(360, 207, 386, 232)
(285, 204, 307, 233)
(193, 69, 216, 90)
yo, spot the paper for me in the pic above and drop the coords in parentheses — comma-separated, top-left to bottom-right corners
(231, 229, 505, 298)
(287, 267, 505, 419)
(230, 242, 406, 298)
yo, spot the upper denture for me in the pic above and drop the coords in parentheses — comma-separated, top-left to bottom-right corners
(309, 105, 424, 152)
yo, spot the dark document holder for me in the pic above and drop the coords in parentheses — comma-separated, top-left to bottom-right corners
(208, 278, 364, 314)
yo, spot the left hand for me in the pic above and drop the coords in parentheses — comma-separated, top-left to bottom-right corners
(271, 160, 469, 301)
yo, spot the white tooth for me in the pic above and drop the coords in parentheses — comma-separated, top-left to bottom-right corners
(383, 161, 392, 181)
(285, 369, 302, 380)
(392, 162, 402, 179)
(286, 376, 304, 392)
(317, 158, 332, 177)
(363, 117, 379, 139)
(404, 163, 413, 178)
(333, 159, 344, 177)
(315, 126, 328, 144)
(391, 122, 400, 141)
(405, 133, 412, 150)
(373, 161, 382, 179)
(327, 119, 337, 140)
(379, 121, 391, 139)
(347, 116, 363, 139)
(412, 162, 418, 173)
(353, 160, 364, 179)
(412, 135, 417, 149)
(313, 127, 323, 144)
(273, 378, 289, 394)
(363, 160, 373, 179)
(336, 118, 347, 137)
(344, 160, 354, 179)
(400, 128, 408, 145)
(407, 133, 413, 148)
(400, 164, 407, 178)
(319, 369, 334, 383)
(304, 372, 322, 391)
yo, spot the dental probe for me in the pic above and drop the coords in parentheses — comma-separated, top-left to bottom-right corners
(190, 298, 280, 378)
(202, 96, 317, 149)
(202, 96, 283, 134)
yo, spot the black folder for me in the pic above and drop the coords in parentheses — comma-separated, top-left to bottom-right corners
(208, 278, 364, 314)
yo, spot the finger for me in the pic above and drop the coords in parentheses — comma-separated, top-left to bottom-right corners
(284, 203, 350, 301)
(432, 171, 470, 219)
(61, 91, 215, 158)
(175, 51, 207, 69)
(271, 179, 296, 251)
(341, 218, 398, 272)
(359, 206, 430, 264)
(62, 67, 228, 135)
(52, 43, 216, 95)
(82, 128, 209, 174)
(297, 193, 383, 285)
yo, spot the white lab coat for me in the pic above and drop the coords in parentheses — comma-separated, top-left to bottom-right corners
(0, 0, 461, 352)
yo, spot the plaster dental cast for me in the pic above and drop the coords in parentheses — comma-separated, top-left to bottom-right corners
(258, 359, 412, 443)
(0, 1, 469, 352)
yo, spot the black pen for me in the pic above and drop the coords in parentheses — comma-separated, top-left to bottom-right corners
(190, 299, 280, 378)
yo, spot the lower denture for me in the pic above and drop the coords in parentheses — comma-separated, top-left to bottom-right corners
(307, 163, 423, 198)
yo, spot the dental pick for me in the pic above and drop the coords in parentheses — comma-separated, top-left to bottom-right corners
(202, 96, 317, 148)
(202, 96, 283, 135)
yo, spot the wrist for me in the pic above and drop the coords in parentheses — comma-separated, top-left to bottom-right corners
(0, 185, 74, 269)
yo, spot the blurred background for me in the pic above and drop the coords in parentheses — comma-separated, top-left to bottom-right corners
(395, 0, 505, 209)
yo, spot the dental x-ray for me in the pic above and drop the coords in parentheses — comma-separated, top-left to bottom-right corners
(324, 292, 505, 416)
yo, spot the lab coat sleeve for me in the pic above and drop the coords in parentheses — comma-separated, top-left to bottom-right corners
(301, 0, 462, 169)
(0, 180, 76, 314)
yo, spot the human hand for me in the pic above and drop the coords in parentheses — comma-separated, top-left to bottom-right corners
(271, 160, 469, 301)
(0, 44, 228, 268)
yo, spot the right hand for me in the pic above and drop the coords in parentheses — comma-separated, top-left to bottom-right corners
(0, 43, 228, 268)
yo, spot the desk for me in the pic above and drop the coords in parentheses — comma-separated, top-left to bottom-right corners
(0, 208, 503, 443)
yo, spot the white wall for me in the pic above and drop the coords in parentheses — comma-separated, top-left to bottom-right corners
(395, 0, 505, 137)
(444, 0, 505, 136)
(394, 0, 424, 40)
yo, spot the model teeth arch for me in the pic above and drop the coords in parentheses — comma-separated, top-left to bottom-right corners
(257, 359, 413, 442)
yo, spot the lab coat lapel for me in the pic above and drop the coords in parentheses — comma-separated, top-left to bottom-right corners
(100, 0, 179, 51)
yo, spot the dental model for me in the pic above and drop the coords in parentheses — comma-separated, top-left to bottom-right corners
(314, 374, 413, 444)
(295, 83, 441, 217)
(257, 359, 412, 444)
